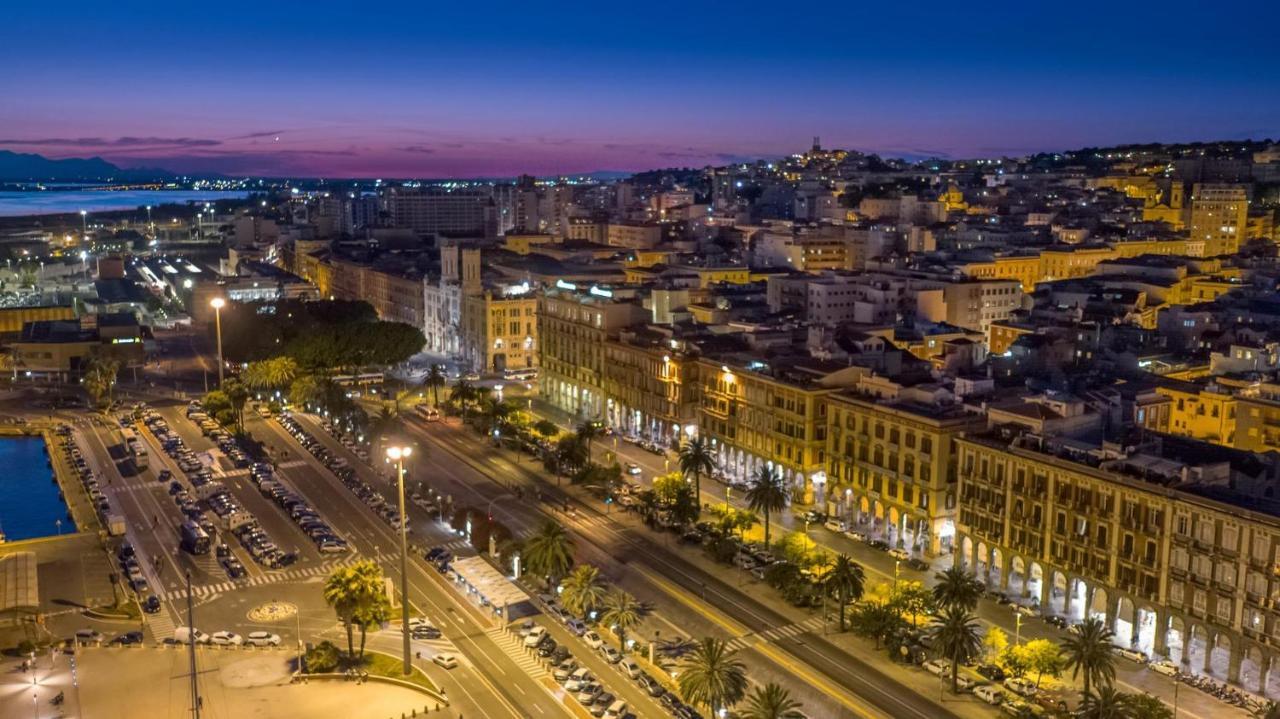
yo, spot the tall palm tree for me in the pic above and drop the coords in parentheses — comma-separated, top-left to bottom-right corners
(678, 435, 715, 519)
(449, 379, 476, 422)
(599, 588, 643, 653)
(745, 465, 788, 547)
(740, 683, 805, 719)
(928, 606, 983, 694)
(575, 419, 602, 457)
(368, 406, 399, 450)
(523, 519, 575, 588)
(824, 553, 866, 631)
(1062, 616, 1117, 699)
(424, 364, 447, 407)
(224, 380, 250, 434)
(323, 560, 385, 659)
(561, 564, 607, 620)
(243, 356, 299, 390)
(932, 566, 985, 612)
(1078, 686, 1135, 719)
(677, 637, 748, 716)
(554, 435, 589, 484)
(482, 396, 512, 437)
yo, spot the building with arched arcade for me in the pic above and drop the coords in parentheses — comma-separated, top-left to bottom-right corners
(957, 425, 1280, 697)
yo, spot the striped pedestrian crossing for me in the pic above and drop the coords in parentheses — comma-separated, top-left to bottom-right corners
(157, 553, 398, 601)
(723, 616, 825, 651)
(486, 626, 549, 678)
(146, 607, 177, 641)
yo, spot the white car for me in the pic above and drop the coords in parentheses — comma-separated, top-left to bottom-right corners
(1117, 647, 1148, 663)
(564, 668, 593, 692)
(245, 632, 281, 647)
(955, 674, 982, 692)
(923, 658, 948, 676)
(625, 463, 642, 475)
(1149, 659, 1178, 676)
(210, 631, 243, 646)
(1013, 604, 1037, 617)
(600, 645, 623, 664)
(582, 630, 604, 649)
(888, 548, 910, 561)
(432, 653, 458, 669)
(974, 684, 1005, 705)
(523, 626, 548, 648)
(1003, 676, 1037, 697)
(174, 627, 210, 644)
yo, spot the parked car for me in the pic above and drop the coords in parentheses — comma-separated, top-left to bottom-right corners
(600, 645, 623, 664)
(523, 626, 548, 648)
(582, 630, 603, 649)
(1003, 676, 1037, 698)
(210, 631, 243, 646)
(1117, 647, 1148, 663)
(888, 548, 910, 561)
(974, 684, 1006, 705)
(976, 663, 1006, 682)
(1149, 659, 1178, 676)
(246, 632, 281, 647)
(923, 658, 949, 676)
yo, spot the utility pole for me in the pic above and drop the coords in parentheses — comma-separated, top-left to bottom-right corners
(187, 571, 200, 719)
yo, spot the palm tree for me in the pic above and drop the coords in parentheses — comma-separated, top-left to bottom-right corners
(744, 465, 788, 547)
(932, 566, 985, 612)
(482, 396, 512, 437)
(928, 606, 983, 694)
(678, 435, 715, 519)
(352, 594, 390, 659)
(242, 356, 299, 390)
(1062, 616, 1117, 699)
(449, 379, 476, 422)
(523, 519, 575, 588)
(323, 560, 385, 660)
(1078, 686, 1135, 719)
(824, 553, 865, 631)
(740, 683, 805, 719)
(677, 637, 748, 716)
(554, 435, 589, 484)
(224, 380, 250, 434)
(599, 588, 643, 653)
(424, 364, 446, 407)
(575, 419, 602, 457)
(368, 406, 399, 450)
(560, 564, 607, 620)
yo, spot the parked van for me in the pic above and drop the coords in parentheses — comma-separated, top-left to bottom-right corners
(174, 627, 210, 644)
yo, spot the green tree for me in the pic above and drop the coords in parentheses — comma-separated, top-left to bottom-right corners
(289, 374, 323, 408)
(368, 406, 399, 450)
(352, 593, 391, 659)
(676, 637, 748, 716)
(740, 683, 805, 719)
(481, 396, 513, 437)
(1126, 692, 1173, 719)
(849, 600, 906, 649)
(224, 379, 250, 433)
(523, 520, 575, 588)
(678, 435, 715, 520)
(599, 588, 643, 653)
(560, 564, 607, 620)
(449, 379, 477, 423)
(932, 566, 985, 612)
(424, 364, 447, 407)
(533, 419, 559, 439)
(823, 553, 865, 631)
(323, 560, 386, 660)
(242, 356, 299, 390)
(745, 465, 788, 547)
(304, 640, 340, 673)
(982, 626, 1009, 663)
(929, 607, 983, 694)
(575, 419, 602, 457)
(1013, 638, 1065, 689)
(83, 356, 120, 408)
(1061, 616, 1117, 699)
(1078, 686, 1136, 719)
(889, 582, 935, 627)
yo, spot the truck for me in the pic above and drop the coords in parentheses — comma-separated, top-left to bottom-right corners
(106, 514, 127, 536)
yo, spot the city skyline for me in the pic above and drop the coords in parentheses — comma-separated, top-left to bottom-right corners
(2, 1, 1278, 178)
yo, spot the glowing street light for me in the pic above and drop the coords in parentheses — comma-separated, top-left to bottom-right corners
(385, 445, 414, 676)
(210, 297, 226, 386)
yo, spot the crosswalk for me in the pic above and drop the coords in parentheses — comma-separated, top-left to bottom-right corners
(723, 616, 825, 651)
(486, 626, 549, 678)
(158, 553, 396, 601)
(146, 607, 177, 640)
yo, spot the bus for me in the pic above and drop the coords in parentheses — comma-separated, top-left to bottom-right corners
(415, 404, 441, 422)
(121, 429, 148, 469)
(179, 521, 211, 555)
(331, 372, 385, 397)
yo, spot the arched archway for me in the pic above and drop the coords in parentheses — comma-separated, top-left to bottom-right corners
(975, 541, 989, 581)
(1026, 563, 1044, 606)
(1208, 633, 1233, 679)
(1166, 616, 1186, 664)
(1088, 586, 1108, 622)
(990, 547, 1004, 588)
(1048, 571, 1068, 616)
(1241, 645, 1267, 695)
(1133, 606, 1157, 656)
(1115, 597, 1137, 647)
(960, 536, 975, 572)
(1185, 624, 1209, 674)
(1009, 555, 1026, 597)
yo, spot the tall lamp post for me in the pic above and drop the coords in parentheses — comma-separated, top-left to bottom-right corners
(79, 209, 88, 241)
(210, 297, 225, 386)
(386, 445, 413, 676)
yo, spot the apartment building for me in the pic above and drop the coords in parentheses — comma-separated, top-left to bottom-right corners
(956, 429, 1280, 693)
(327, 256, 425, 328)
(600, 332, 699, 448)
(1189, 184, 1249, 257)
(383, 186, 498, 238)
(824, 392, 984, 555)
(538, 287, 646, 419)
(460, 290, 538, 373)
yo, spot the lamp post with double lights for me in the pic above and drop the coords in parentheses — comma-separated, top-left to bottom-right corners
(210, 297, 225, 386)
(385, 445, 413, 675)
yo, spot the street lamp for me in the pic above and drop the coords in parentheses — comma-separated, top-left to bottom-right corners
(79, 209, 87, 240)
(210, 297, 226, 386)
(385, 445, 414, 676)
(1014, 609, 1023, 646)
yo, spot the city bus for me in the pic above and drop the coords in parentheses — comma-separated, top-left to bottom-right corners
(179, 520, 211, 555)
(415, 404, 441, 422)
(121, 428, 148, 469)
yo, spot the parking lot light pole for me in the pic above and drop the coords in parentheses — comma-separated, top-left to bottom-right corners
(386, 445, 413, 675)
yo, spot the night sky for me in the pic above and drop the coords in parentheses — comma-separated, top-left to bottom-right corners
(2, 1, 1277, 178)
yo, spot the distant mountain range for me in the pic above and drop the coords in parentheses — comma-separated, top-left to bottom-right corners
(0, 150, 175, 182)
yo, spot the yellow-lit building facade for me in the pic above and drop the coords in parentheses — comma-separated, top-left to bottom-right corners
(1156, 381, 1237, 446)
(460, 292, 538, 373)
(824, 393, 983, 556)
(601, 339, 699, 448)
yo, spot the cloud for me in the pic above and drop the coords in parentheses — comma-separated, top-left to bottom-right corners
(0, 136, 221, 148)
(397, 145, 436, 154)
(228, 130, 287, 140)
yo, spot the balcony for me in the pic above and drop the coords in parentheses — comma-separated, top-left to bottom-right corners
(1219, 546, 1239, 559)
(1172, 532, 1192, 545)
(1246, 591, 1264, 606)
(1193, 538, 1213, 552)
(1170, 566, 1187, 578)
(1216, 581, 1236, 595)
(1189, 574, 1208, 587)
